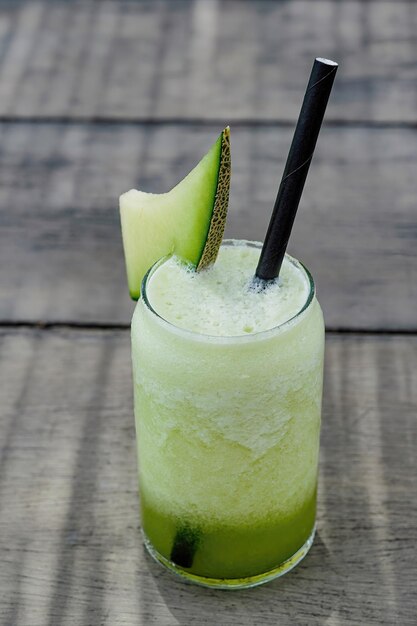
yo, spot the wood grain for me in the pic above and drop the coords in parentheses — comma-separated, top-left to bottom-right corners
(0, 328, 415, 625)
(0, 0, 415, 123)
(0, 2, 414, 625)
(1, 122, 416, 329)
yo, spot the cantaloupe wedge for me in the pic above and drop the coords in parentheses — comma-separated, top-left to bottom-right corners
(120, 128, 231, 299)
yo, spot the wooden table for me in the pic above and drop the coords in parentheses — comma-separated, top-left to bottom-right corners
(1, 1, 416, 624)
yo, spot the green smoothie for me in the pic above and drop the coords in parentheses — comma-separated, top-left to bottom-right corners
(131, 240, 324, 588)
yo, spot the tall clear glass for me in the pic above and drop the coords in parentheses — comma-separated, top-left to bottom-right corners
(131, 240, 325, 589)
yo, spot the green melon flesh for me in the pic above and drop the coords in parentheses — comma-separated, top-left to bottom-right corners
(120, 128, 231, 300)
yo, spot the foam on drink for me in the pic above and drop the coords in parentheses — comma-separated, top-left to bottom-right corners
(146, 240, 310, 336)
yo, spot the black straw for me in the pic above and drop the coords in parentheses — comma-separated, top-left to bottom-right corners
(170, 524, 200, 568)
(255, 58, 338, 282)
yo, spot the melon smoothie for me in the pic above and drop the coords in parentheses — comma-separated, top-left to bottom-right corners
(131, 241, 324, 586)
(120, 59, 337, 588)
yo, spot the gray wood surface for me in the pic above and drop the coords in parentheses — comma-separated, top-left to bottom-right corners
(0, 328, 415, 626)
(1, 122, 416, 329)
(1, 0, 416, 624)
(0, 0, 415, 123)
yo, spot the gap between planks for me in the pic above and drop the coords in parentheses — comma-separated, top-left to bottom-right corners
(0, 321, 417, 336)
(0, 116, 414, 130)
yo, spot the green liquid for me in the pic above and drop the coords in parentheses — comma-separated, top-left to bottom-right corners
(142, 488, 317, 579)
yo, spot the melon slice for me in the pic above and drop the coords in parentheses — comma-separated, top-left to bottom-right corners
(120, 127, 231, 299)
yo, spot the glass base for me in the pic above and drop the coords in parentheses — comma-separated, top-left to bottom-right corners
(143, 527, 316, 590)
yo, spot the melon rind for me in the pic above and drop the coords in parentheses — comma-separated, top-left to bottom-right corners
(197, 127, 231, 270)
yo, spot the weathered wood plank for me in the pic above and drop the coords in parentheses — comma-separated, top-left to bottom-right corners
(0, 0, 415, 122)
(0, 122, 416, 329)
(0, 328, 416, 625)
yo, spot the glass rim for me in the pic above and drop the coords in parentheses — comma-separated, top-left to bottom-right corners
(140, 239, 316, 343)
